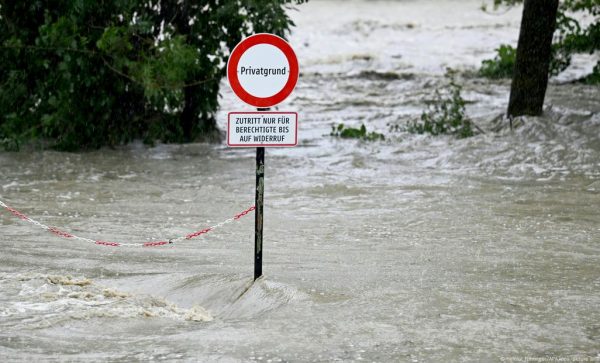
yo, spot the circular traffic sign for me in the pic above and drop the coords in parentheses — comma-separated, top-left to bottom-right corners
(227, 33, 299, 108)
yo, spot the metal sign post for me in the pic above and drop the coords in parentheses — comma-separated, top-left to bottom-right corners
(254, 107, 269, 280)
(226, 34, 299, 281)
(254, 147, 264, 280)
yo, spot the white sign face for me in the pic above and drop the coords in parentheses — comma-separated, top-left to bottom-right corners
(237, 44, 290, 98)
(228, 112, 298, 147)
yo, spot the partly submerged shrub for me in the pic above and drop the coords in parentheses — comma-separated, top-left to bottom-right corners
(581, 63, 600, 85)
(479, 44, 516, 79)
(0, 1, 307, 151)
(330, 123, 385, 141)
(408, 71, 474, 138)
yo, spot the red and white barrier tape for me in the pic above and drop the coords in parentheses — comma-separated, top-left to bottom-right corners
(0, 199, 255, 248)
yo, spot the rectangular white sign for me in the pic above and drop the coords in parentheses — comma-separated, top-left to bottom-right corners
(227, 112, 298, 147)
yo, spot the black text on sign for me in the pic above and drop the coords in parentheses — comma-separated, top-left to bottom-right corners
(227, 112, 298, 147)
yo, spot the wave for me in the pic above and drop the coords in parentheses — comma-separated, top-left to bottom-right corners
(0, 273, 213, 329)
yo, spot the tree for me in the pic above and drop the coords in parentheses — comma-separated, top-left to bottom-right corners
(507, 0, 559, 117)
(481, 0, 599, 115)
(0, 0, 306, 151)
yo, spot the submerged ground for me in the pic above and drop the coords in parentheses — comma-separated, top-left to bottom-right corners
(1, 0, 599, 361)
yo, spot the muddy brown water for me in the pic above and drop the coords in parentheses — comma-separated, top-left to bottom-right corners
(1, 1, 599, 361)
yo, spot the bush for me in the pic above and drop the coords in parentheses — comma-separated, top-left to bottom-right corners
(408, 70, 474, 138)
(479, 44, 517, 79)
(330, 124, 385, 141)
(581, 63, 600, 84)
(0, 1, 307, 151)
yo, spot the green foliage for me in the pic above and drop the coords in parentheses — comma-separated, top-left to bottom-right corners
(581, 63, 600, 84)
(330, 123, 385, 141)
(408, 70, 474, 138)
(0, 0, 307, 151)
(479, 44, 517, 79)
(552, 1, 600, 82)
(480, 0, 599, 81)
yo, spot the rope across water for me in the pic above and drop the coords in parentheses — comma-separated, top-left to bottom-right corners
(0, 199, 255, 248)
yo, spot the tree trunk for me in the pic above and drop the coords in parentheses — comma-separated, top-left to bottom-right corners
(181, 86, 197, 142)
(507, 0, 559, 118)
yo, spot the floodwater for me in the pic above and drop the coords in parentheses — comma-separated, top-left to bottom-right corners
(1, 1, 599, 361)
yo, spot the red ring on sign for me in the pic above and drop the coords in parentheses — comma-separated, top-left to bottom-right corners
(227, 33, 299, 108)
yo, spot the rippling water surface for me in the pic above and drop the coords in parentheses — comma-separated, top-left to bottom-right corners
(1, 1, 599, 361)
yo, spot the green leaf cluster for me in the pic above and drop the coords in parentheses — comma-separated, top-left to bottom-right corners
(408, 70, 474, 138)
(330, 123, 385, 141)
(0, 0, 307, 151)
(479, 44, 517, 79)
